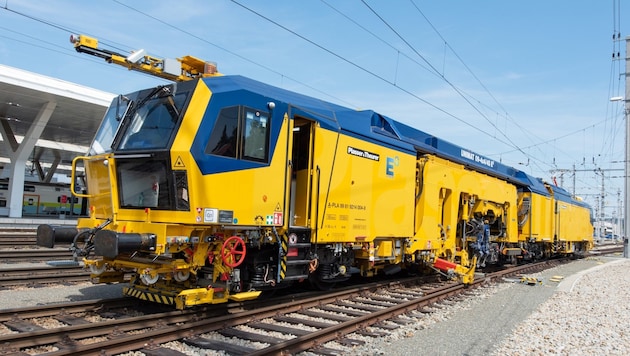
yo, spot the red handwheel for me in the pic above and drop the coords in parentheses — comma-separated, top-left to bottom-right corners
(221, 236, 247, 268)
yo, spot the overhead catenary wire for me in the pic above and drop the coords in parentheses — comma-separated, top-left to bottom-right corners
(359, 0, 551, 175)
(350, 1, 582, 177)
(407, 0, 560, 164)
(228, 0, 540, 164)
(1, 0, 600, 178)
(321, 0, 552, 165)
(0, 1, 621, 208)
(110, 0, 360, 110)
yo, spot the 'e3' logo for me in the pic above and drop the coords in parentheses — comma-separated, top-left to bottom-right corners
(386, 156, 399, 177)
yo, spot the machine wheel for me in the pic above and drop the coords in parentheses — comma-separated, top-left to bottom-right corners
(221, 236, 247, 268)
(89, 263, 106, 275)
(173, 270, 190, 282)
(140, 272, 159, 285)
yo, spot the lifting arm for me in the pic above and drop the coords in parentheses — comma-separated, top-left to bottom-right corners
(70, 34, 221, 82)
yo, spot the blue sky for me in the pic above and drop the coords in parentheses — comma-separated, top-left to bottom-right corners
(0, 0, 628, 214)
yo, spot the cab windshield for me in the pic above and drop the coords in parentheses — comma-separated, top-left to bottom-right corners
(89, 84, 191, 155)
(118, 87, 188, 150)
(89, 94, 131, 155)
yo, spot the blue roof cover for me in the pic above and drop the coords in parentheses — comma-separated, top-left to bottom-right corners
(205, 75, 344, 130)
(203, 76, 416, 153)
(202, 75, 557, 196)
(551, 185, 591, 208)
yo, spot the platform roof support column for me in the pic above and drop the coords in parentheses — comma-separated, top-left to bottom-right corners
(6, 100, 57, 218)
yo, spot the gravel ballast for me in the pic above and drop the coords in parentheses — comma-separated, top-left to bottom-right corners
(356, 255, 630, 356)
(494, 257, 630, 355)
(0, 281, 125, 309)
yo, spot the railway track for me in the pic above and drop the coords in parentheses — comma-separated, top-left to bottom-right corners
(0, 234, 36, 246)
(0, 243, 620, 289)
(0, 264, 88, 287)
(0, 261, 556, 355)
(0, 225, 72, 247)
(0, 224, 623, 354)
(0, 248, 74, 262)
(0, 243, 617, 265)
(0, 227, 38, 247)
(590, 244, 625, 256)
(0, 245, 619, 288)
(0, 297, 139, 322)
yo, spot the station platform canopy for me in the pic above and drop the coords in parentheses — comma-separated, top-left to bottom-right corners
(0, 64, 115, 217)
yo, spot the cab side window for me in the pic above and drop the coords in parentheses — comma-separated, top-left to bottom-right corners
(207, 106, 239, 158)
(242, 109, 269, 162)
(206, 106, 270, 163)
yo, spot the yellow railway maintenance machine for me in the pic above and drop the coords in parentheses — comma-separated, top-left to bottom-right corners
(37, 35, 593, 309)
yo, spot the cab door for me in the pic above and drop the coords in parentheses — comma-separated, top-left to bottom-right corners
(290, 118, 315, 227)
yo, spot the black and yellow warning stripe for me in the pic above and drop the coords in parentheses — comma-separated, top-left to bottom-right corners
(123, 287, 175, 305)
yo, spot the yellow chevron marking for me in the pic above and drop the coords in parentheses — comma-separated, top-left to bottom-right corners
(520, 277, 542, 285)
(280, 233, 288, 280)
(123, 287, 175, 305)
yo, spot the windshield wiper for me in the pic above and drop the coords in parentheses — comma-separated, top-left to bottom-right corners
(139, 85, 180, 122)
(162, 93, 180, 122)
(115, 94, 131, 121)
(110, 85, 165, 148)
(137, 85, 168, 108)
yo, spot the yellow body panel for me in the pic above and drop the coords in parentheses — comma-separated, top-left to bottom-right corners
(311, 127, 416, 243)
(184, 100, 291, 228)
(170, 80, 210, 167)
(377, 240, 393, 257)
(80, 81, 291, 231)
(72, 155, 115, 219)
(518, 191, 593, 248)
(519, 192, 554, 242)
(555, 200, 593, 251)
(411, 155, 518, 256)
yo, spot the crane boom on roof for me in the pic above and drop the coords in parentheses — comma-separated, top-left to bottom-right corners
(70, 34, 221, 82)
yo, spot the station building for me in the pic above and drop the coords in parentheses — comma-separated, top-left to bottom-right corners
(0, 64, 114, 218)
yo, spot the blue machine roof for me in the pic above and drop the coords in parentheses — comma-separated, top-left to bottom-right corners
(551, 184, 591, 208)
(204, 75, 558, 196)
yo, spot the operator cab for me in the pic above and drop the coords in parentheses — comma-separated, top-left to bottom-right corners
(91, 83, 194, 155)
(86, 82, 195, 211)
